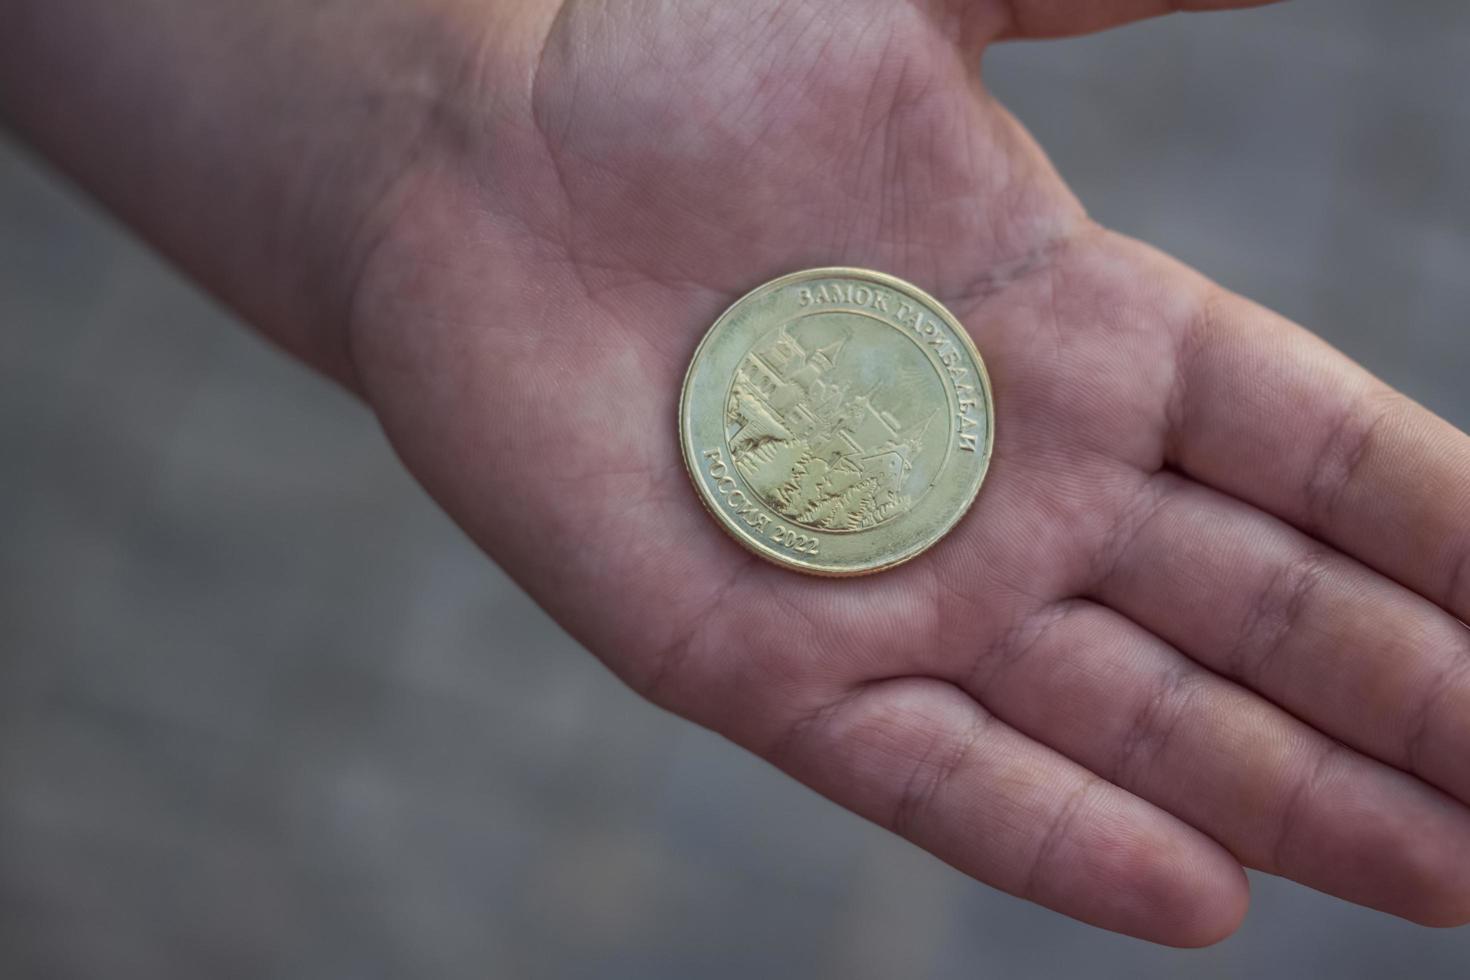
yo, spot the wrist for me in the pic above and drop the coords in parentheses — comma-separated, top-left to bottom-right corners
(0, 0, 523, 392)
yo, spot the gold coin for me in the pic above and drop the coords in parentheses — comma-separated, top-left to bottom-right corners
(679, 268, 994, 576)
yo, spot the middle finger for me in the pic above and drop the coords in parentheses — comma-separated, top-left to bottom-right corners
(1092, 470, 1470, 805)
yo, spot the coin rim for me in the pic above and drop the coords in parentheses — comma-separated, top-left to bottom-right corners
(678, 267, 996, 577)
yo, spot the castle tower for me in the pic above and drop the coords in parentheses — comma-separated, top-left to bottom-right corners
(812, 336, 846, 370)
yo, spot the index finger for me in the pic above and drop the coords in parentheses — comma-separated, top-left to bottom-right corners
(1166, 286, 1470, 624)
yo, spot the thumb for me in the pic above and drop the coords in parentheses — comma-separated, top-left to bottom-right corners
(992, 0, 1285, 39)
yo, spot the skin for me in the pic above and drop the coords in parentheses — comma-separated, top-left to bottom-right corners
(4, 0, 1468, 947)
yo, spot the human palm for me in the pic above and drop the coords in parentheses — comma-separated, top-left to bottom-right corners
(349, 0, 1470, 944)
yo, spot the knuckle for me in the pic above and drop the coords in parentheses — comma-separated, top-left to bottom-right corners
(891, 715, 985, 839)
(1227, 548, 1333, 688)
(1110, 664, 1199, 788)
(1301, 390, 1401, 535)
(1268, 741, 1341, 873)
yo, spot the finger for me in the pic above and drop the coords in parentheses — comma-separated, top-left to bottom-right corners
(969, 599, 1470, 927)
(1166, 290, 1470, 625)
(1093, 473, 1470, 805)
(988, 0, 1284, 41)
(1093, 472, 1470, 805)
(778, 676, 1247, 946)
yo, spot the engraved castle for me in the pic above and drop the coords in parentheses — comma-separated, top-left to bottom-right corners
(726, 326, 934, 531)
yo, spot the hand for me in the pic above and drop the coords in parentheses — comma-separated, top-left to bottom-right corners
(9, 0, 1467, 947)
(342, 0, 1470, 944)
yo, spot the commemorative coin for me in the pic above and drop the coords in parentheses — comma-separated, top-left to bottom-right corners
(679, 268, 994, 575)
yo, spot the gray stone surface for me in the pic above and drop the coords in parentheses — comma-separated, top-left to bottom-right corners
(2, 1, 1468, 976)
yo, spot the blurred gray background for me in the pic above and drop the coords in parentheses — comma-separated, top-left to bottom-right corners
(3, 1, 1468, 977)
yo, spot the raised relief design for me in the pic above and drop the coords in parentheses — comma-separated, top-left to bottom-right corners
(725, 318, 945, 532)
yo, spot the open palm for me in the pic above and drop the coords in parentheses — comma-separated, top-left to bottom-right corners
(347, 0, 1470, 944)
